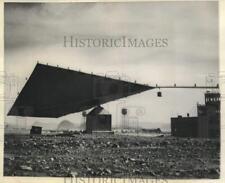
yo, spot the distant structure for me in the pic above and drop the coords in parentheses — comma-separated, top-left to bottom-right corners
(86, 106, 111, 133)
(121, 108, 128, 129)
(57, 120, 75, 131)
(141, 128, 162, 133)
(198, 92, 220, 138)
(171, 91, 220, 138)
(30, 126, 42, 135)
(171, 116, 198, 137)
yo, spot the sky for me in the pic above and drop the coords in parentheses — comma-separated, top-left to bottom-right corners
(4, 2, 219, 131)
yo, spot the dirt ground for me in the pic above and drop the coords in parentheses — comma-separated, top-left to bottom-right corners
(4, 133, 220, 178)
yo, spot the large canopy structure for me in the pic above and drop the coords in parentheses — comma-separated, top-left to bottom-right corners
(8, 63, 154, 118)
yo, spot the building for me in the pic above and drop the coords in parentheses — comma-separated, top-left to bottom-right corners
(171, 115, 198, 137)
(198, 92, 220, 138)
(86, 106, 112, 133)
(171, 92, 220, 138)
(30, 126, 42, 135)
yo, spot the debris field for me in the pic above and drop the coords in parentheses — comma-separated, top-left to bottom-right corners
(4, 134, 220, 178)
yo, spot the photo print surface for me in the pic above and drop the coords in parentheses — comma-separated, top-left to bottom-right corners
(4, 1, 220, 179)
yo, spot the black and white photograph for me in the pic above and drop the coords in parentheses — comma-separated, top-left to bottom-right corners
(2, 1, 221, 180)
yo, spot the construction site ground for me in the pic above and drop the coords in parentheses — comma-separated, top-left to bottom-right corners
(4, 133, 220, 178)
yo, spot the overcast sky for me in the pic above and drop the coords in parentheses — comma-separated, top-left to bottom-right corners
(4, 2, 218, 131)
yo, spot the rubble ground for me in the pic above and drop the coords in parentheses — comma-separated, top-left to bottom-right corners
(4, 134, 220, 178)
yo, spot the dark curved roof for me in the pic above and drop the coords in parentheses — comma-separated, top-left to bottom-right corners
(57, 120, 75, 130)
(8, 63, 154, 118)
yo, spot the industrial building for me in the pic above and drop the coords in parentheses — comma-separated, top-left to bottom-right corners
(7, 63, 219, 137)
(198, 92, 220, 138)
(86, 106, 112, 133)
(171, 116, 198, 137)
(171, 92, 220, 138)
